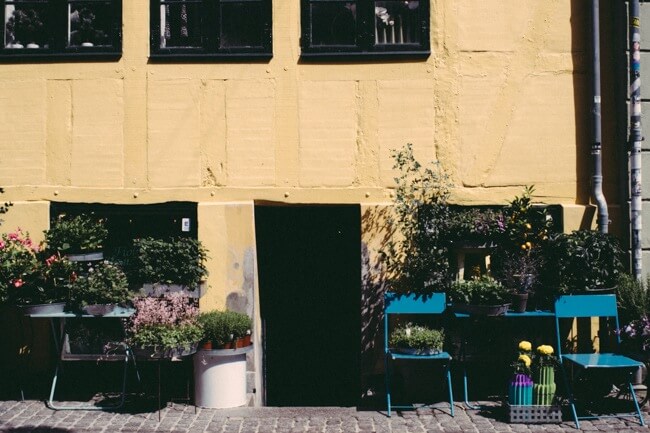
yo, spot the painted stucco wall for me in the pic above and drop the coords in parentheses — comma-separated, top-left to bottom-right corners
(0, 0, 602, 201)
(0, 0, 617, 407)
(0, 2, 608, 300)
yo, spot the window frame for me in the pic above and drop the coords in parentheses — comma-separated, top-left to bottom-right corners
(149, 0, 273, 61)
(300, 0, 430, 59)
(0, 0, 122, 61)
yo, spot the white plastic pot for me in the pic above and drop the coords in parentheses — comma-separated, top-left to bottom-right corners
(193, 345, 253, 408)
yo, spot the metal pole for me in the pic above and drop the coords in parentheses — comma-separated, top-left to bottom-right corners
(592, 0, 609, 234)
(629, 0, 643, 279)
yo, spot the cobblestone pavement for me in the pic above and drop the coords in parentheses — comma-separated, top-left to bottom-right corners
(1, 400, 649, 433)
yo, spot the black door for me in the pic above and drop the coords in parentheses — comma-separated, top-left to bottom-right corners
(256, 205, 361, 406)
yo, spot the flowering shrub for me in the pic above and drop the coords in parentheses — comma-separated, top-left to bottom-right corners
(127, 292, 202, 350)
(620, 317, 650, 354)
(0, 229, 75, 305)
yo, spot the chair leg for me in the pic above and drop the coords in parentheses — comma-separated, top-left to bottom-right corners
(559, 364, 580, 429)
(628, 381, 646, 426)
(446, 365, 454, 417)
(385, 355, 392, 417)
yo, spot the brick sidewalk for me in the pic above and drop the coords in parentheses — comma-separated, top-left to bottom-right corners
(1, 400, 649, 432)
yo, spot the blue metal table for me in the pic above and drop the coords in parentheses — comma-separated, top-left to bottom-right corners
(453, 309, 555, 409)
(27, 308, 136, 410)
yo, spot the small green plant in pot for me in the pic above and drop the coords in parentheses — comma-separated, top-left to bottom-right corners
(198, 310, 252, 350)
(389, 323, 444, 355)
(44, 214, 108, 259)
(132, 237, 208, 292)
(68, 260, 132, 315)
(448, 276, 511, 316)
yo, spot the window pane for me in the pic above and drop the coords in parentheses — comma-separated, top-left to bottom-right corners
(159, 1, 202, 48)
(68, 2, 112, 47)
(4, 1, 48, 48)
(374, 1, 420, 45)
(310, 1, 356, 47)
(220, 1, 263, 49)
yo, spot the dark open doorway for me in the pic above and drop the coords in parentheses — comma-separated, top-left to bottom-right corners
(255, 205, 361, 407)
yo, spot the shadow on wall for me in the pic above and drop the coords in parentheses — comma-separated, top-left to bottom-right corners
(360, 206, 394, 405)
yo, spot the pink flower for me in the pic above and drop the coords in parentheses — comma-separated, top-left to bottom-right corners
(45, 255, 57, 267)
(13, 279, 23, 287)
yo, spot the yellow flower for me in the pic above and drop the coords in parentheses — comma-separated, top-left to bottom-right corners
(525, 223, 532, 230)
(518, 354, 532, 367)
(518, 341, 532, 352)
(537, 345, 554, 356)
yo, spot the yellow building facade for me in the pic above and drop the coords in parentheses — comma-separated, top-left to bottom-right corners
(0, 0, 619, 405)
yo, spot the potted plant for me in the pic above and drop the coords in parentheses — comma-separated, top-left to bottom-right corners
(492, 248, 542, 313)
(448, 275, 511, 316)
(132, 237, 208, 293)
(508, 340, 533, 405)
(388, 322, 444, 355)
(44, 214, 108, 261)
(6, 8, 44, 48)
(0, 229, 75, 313)
(126, 292, 202, 359)
(532, 344, 558, 406)
(67, 260, 132, 315)
(541, 229, 624, 295)
(197, 310, 252, 350)
(194, 309, 253, 408)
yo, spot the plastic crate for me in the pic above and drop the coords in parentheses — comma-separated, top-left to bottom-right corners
(506, 404, 562, 423)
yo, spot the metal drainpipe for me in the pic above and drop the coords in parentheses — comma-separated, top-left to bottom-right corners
(592, 0, 609, 234)
(629, 0, 643, 278)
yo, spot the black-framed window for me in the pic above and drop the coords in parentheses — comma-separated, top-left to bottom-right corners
(300, 0, 429, 58)
(1, 0, 122, 60)
(150, 0, 272, 60)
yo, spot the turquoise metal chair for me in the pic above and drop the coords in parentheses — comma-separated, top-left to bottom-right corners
(384, 292, 454, 417)
(554, 294, 645, 428)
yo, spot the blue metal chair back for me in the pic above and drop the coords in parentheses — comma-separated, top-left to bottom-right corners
(554, 294, 622, 358)
(384, 292, 447, 352)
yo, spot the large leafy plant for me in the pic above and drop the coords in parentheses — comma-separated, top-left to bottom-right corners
(380, 144, 453, 294)
(68, 260, 132, 309)
(542, 229, 624, 294)
(44, 214, 108, 254)
(132, 237, 208, 289)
